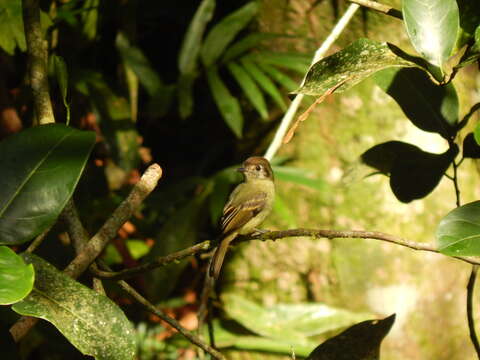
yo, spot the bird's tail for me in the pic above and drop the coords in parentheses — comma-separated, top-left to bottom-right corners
(209, 232, 237, 280)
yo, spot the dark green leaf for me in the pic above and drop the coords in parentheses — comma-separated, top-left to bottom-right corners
(0, 246, 34, 305)
(12, 253, 136, 360)
(209, 167, 239, 226)
(437, 201, 480, 256)
(178, 0, 215, 74)
(361, 141, 458, 203)
(146, 182, 212, 301)
(103, 240, 150, 265)
(463, 133, 480, 158)
(373, 67, 458, 138)
(306, 314, 395, 360)
(251, 51, 311, 74)
(206, 66, 243, 137)
(116, 32, 164, 97)
(257, 62, 299, 91)
(49, 55, 71, 124)
(177, 74, 195, 119)
(296, 39, 418, 96)
(240, 57, 286, 110)
(222, 33, 278, 63)
(0, 0, 26, 54)
(201, 2, 259, 67)
(81, 0, 99, 40)
(222, 294, 373, 344)
(402, 0, 459, 67)
(227, 61, 268, 119)
(0, 124, 95, 245)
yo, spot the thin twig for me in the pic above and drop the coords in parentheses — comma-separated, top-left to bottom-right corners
(92, 241, 211, 280)
(22, 0, 54, 124)
(467, 266, 480, 359)
(452, 160, 461, 207)
(96, 260, 225, 360)
(347, 0, 403, 19)
(263, 3, 360, 161)
(25, 226, 52, 253)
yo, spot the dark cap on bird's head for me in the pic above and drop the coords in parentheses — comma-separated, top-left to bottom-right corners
(237, 156, 273, 180)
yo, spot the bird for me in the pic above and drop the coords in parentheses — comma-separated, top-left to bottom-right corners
(209, 156, 275, 281)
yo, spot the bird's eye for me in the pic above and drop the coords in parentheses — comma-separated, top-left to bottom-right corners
(255, 165, 261, 171)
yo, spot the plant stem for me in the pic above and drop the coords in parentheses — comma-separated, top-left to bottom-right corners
(22, 0, 55, 124)
(263, 3, 360, 161)
(452, 160, 461, 207)
(347, 0, 403, 19)
(467, 266, 480, 359)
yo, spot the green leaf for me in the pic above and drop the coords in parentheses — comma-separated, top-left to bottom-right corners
(178, 0, 215, 74)
(296, 39, 418, 96)
(81, 0, 99, 40)
(206, 66, 243, 137)
(177, 74, 195, 119)
(306, 314, 395, 360)
(257, 62, 299, 91)
(116, 32, 164, 97)
(463, 133, 480, 159)
(0, 124, 95, 245)
(49, 55, 71, 124)
(437, 201, 480, 256)
(222, 294, 373, 344)
(240, 56, 286, 110)
(475, 122, 480, 146)
(361, 141, 458, 203)
(273, 194, 297, 229)
(103, 240, 151, 265)
(0, 0, 26, 54)
(0, 246, 34, 305)
(273, 166, 329, 192)
(201, 2, 259, 67)
(222, 33, 278, 63)
(402, 0, 459, 68)
(251, 51, 311, 74)
(374, 67, 458, 139)
(12, 253, 136, 360)
(209, 167, 239, 226)
(227, 61, 268, 119)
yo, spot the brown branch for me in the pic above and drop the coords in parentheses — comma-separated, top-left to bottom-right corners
(97, 260, 225, 360)
(468, 266, 480, 358)
(91, 240, 211, 280)
(347, 0, 403, 20)
(23, 0, 55, 124)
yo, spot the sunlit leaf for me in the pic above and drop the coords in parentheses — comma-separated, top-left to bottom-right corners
(296, 39, 418, 96)
(227, 61, 268, 119)
(0, 124, 95, 245)
(306, 314, 395, 360)
(374, 67, 458, 138)
(12, 254, 136, 360)
(223, 294, 373, 344)
(403, 0, 459, 68)
(178, 0, 215, 74)
(437, 201, 480, 256)
(240, 56, 286, 110)
(0, 246, 34, 305)
(206, 66, 243, 137)
(0, 0, 26, 54)
(201, 2, 258, 67)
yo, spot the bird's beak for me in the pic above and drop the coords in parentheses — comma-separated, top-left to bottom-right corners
(237, 167, 246, 173)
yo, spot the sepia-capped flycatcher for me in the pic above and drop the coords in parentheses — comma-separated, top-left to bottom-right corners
(210, 156, 275, 280)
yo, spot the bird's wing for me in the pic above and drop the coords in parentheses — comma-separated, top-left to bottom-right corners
(220, 190, 267, 235)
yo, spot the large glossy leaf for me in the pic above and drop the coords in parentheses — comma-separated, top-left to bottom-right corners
(222, 294, 372, 344)
(0, 0, 26, 55)
(240, 56, 287, 110)
(437, 201, 480, 256)
(227, 61, 268, 119)
(306, 314, 395, 360)
(403, 0, 459, 68)
(178, 0, 215, 74)
(206, 66, 243, 137)
(0, 246, 34, 305)
(361, 141, 458, 203)
(0, 124, 95, 245)
(201, 2, 258, 67)
(296, 39, 417, 96)
(374, 67, 458, 139)
(12, 253, 136, 360)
